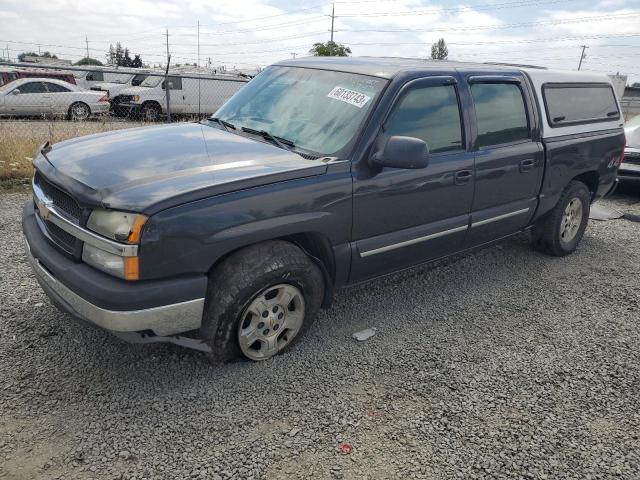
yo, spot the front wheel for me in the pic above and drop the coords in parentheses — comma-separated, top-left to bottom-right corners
(141, 102, 161, 122)
(200, 241, 324, 363)
(531, 180, 591, 256)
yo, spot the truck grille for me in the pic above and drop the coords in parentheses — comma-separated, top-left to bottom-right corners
(33, 172, 85, 258)
(34, 172, 82, 223)
(45, 221, 77, 255)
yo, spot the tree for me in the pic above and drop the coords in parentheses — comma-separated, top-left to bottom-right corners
(131, 54, 143, 68)
(430, 38, 448, 60)
(106, 43, 143, 67)
(309, 41, 351, 57)
(75, 57, 103, 66)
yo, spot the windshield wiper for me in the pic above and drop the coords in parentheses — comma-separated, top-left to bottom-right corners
(241, 126, 295, 151)
(210, 117, 236, 132)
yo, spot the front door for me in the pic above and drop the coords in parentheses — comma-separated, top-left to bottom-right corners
(464, 76, 544, 247)
(5, 81, 50, 116)
(351, 76, 475, 282)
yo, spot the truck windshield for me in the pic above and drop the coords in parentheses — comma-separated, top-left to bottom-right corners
(110, 74, 134, 84)
(212, 66, 387, 157)
(139, 76, 163, 88)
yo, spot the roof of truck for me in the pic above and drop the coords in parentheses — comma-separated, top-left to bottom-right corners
(274, 56, 612, 83)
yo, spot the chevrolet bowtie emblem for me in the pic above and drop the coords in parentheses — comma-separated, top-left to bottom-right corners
(36, 197, 54, 220)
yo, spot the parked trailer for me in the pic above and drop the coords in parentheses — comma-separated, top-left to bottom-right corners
(0, 67, 76, 87)
(115, 73, 249, 121)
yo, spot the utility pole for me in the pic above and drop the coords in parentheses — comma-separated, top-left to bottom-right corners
(197, 20, 201, 118)
(330, 2, 335, 43)
(85, 35, 90, 59)
(578, 45, 588, 70)
(291, 52, 297, 59)
(164, 27, 172, 123)
(5, 44, 9, 62)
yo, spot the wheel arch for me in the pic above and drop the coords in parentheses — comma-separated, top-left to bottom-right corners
(572, 170, 600, 200)
(206, 232, 337, 308)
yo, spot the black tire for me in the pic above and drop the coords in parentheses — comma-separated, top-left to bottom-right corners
(141, 102, 161, 122)
(68, 102, 91, 121)
(200, 240, 324, 363)
(531, 180, 591, 256)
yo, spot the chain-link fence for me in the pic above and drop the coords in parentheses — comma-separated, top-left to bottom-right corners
(0, 62, 249, 181)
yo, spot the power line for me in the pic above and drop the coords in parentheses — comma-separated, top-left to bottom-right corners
(337, 0, 577, 16)
(344, 13, 640, 33)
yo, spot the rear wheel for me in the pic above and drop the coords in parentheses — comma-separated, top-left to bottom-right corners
(200, 240, 324, 363)
(68, 102, 90, 121)
(531, 180, 591, 256)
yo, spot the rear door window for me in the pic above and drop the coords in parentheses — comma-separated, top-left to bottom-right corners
(543, 84, 620, 126)
(17, 82, 48, 94)
(44, 82, 71, 93)
(471, 82, 530, 148)
(384, 84, 464, 154)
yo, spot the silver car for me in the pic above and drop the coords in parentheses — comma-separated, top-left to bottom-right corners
(620, 115, 640, 181)
(0, 78, 110, 120)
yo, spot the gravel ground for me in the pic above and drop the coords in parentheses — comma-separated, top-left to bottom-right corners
(1, 186, 639, 480)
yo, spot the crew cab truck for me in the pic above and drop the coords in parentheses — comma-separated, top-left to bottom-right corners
(22, 58, 625, 362)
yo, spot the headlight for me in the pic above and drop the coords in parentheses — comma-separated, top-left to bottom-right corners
(87, 209, 147, 243)
(84, 209, 147, 280)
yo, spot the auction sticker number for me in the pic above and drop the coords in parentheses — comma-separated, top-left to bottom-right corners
(327, 86, 371, 108)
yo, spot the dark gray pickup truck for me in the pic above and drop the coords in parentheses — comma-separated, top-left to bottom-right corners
(23, 57, 625, 362)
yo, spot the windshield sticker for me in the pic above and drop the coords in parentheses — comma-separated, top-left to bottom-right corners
(327, 86, 371, 108)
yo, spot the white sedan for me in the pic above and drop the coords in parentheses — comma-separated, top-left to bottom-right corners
(0, 78, 110, 120)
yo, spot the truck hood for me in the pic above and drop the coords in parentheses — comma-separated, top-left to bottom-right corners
(35, 122, 327, 214)
(117, 86, 152, 96)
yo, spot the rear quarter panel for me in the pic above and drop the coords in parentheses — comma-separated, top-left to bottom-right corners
(535, 128, 625, 220)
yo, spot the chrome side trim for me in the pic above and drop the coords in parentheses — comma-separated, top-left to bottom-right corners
(26, 243, 204, 336)
(471, 208, 530, 228)
(359, 225, 468, 258)
(32, 180, 138, 257)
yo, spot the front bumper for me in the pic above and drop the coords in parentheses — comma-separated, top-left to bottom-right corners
(23, 202, 207, 337)
(91, 103, 111, 115)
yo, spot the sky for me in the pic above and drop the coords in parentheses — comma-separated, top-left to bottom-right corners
(0, 0, 639, 82)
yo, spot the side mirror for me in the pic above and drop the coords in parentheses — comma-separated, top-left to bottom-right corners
(11, 89, 20, 95)
(370, 135, 430, 169)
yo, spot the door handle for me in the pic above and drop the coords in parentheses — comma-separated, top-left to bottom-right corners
(520, 159, 535, 172)
(454, 169, 472, 185)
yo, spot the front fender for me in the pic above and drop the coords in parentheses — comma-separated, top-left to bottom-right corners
(138, 162, 353, 281)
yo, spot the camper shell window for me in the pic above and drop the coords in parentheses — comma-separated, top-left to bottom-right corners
(543, 83, 620, 127)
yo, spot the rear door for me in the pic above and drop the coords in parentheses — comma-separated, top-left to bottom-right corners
(464, 74, 543, 247)
(43, 82, 73, 115)
(350, 75, 475, 281)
